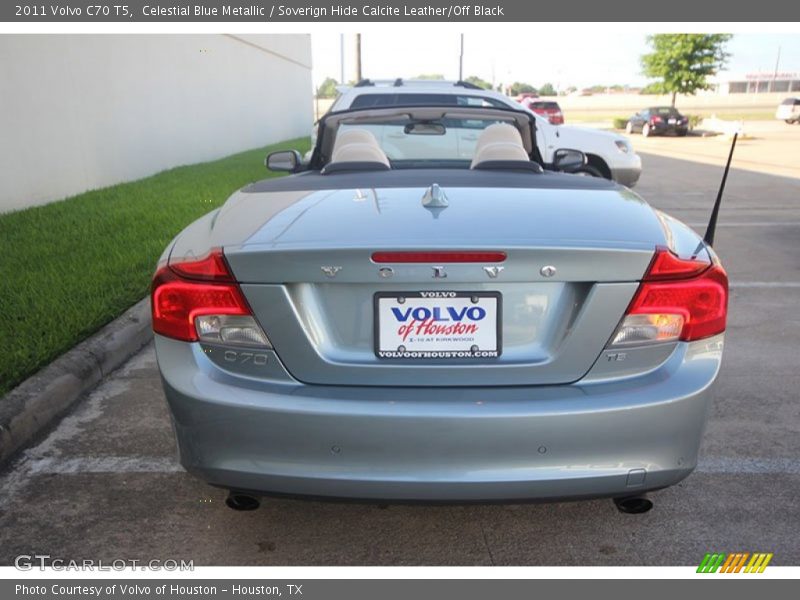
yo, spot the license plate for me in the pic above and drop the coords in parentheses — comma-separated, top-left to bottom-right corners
(668, 118, 677, 124)
(374, 292, 501, 359)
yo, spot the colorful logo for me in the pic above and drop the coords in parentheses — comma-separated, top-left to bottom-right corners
(697, 552, 773, 573)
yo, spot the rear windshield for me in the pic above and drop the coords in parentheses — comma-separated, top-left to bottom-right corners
(652, 107, 680, 116)
(335, 116, 525, 163)
(530, 102, 560, 109)
(350, 93, 508, 109)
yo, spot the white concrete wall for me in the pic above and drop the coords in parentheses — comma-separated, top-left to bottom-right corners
(0, 34, 313, 213)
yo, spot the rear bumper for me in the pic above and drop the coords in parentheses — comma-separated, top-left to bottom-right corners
(611, 166, 641, 188)
(156, 335, 723, 502)
(651, 124, 689, 135)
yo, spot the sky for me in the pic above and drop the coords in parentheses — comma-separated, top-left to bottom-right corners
(310, 32, 800, 90)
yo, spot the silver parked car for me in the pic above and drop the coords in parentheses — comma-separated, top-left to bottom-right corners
(152, 105, 728, 512)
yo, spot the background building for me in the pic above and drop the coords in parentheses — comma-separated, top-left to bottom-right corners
(713, 71, 800, 94)
(0, 35, 313, 213)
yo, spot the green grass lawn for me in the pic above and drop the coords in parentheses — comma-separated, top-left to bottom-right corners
(0, 137, 310, 396)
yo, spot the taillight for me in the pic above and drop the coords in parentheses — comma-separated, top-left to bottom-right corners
(168, 249, 234, 282)
(645, 246, 710, 280)
(151, 249, 270, 346)
(609, 247, 728, 346)
(651, 115, 663, 124)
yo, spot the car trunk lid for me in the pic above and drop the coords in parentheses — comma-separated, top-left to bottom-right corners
(207, 183, 666, 386)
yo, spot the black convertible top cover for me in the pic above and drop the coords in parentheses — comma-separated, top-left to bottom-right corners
(242, 168, 623, 194)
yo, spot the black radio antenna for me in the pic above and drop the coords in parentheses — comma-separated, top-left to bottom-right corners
(704, 132, 738, 246)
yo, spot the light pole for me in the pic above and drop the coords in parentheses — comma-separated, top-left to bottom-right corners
(339, 34, 345, 84)
(355, 33, 362, 83)
(459, 34, 464, 81)
(770, 45, 782, 93)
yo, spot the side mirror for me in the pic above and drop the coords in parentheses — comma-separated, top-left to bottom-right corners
(266, 150, 302, 173)
(552, 148, 587, 172)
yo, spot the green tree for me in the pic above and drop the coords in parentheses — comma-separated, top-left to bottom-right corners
(464, 75, 492, 89)
(538, 82, 556, 96)
(509, 82, 537, 96)
(316, 77, 339, 98)
(641, 34, 732, 107)
(416, 73, 445, 80)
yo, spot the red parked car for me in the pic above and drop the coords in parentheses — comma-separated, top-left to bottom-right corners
(519, 98, 565, 125)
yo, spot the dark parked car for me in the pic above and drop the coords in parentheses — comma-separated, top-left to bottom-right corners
(520, 98, 565, 125)
(626, 107, 689, 137)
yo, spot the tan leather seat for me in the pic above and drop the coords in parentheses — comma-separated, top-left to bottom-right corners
(470, 124, 528, 168)
(471, 142, 530, 167)
(331, 128, 390, 167)
(333, 129, 381, 153)
(332, 143, 391, 166)
(473, 123, 523, 148)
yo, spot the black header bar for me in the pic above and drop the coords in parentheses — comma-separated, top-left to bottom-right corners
(1, 1, 792, 22)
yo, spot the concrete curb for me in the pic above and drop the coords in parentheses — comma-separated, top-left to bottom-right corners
(0, 298, 152, 467)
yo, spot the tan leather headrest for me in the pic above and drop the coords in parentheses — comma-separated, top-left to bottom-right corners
(470, 124, 527, 168)
(333, 129, 381, 153)
(331, 128, 390, 167)
(471, 142, 530, 168)
(332, 142, 391, 166)
(474, 123, 523, 148)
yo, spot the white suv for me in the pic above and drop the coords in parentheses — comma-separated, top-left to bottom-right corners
(323, 79, 642, 187)
(776, 97, 800, 124)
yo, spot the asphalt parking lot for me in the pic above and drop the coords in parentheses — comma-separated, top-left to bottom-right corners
(630, 120, 800, 179)
(1, 131, 799, 566)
